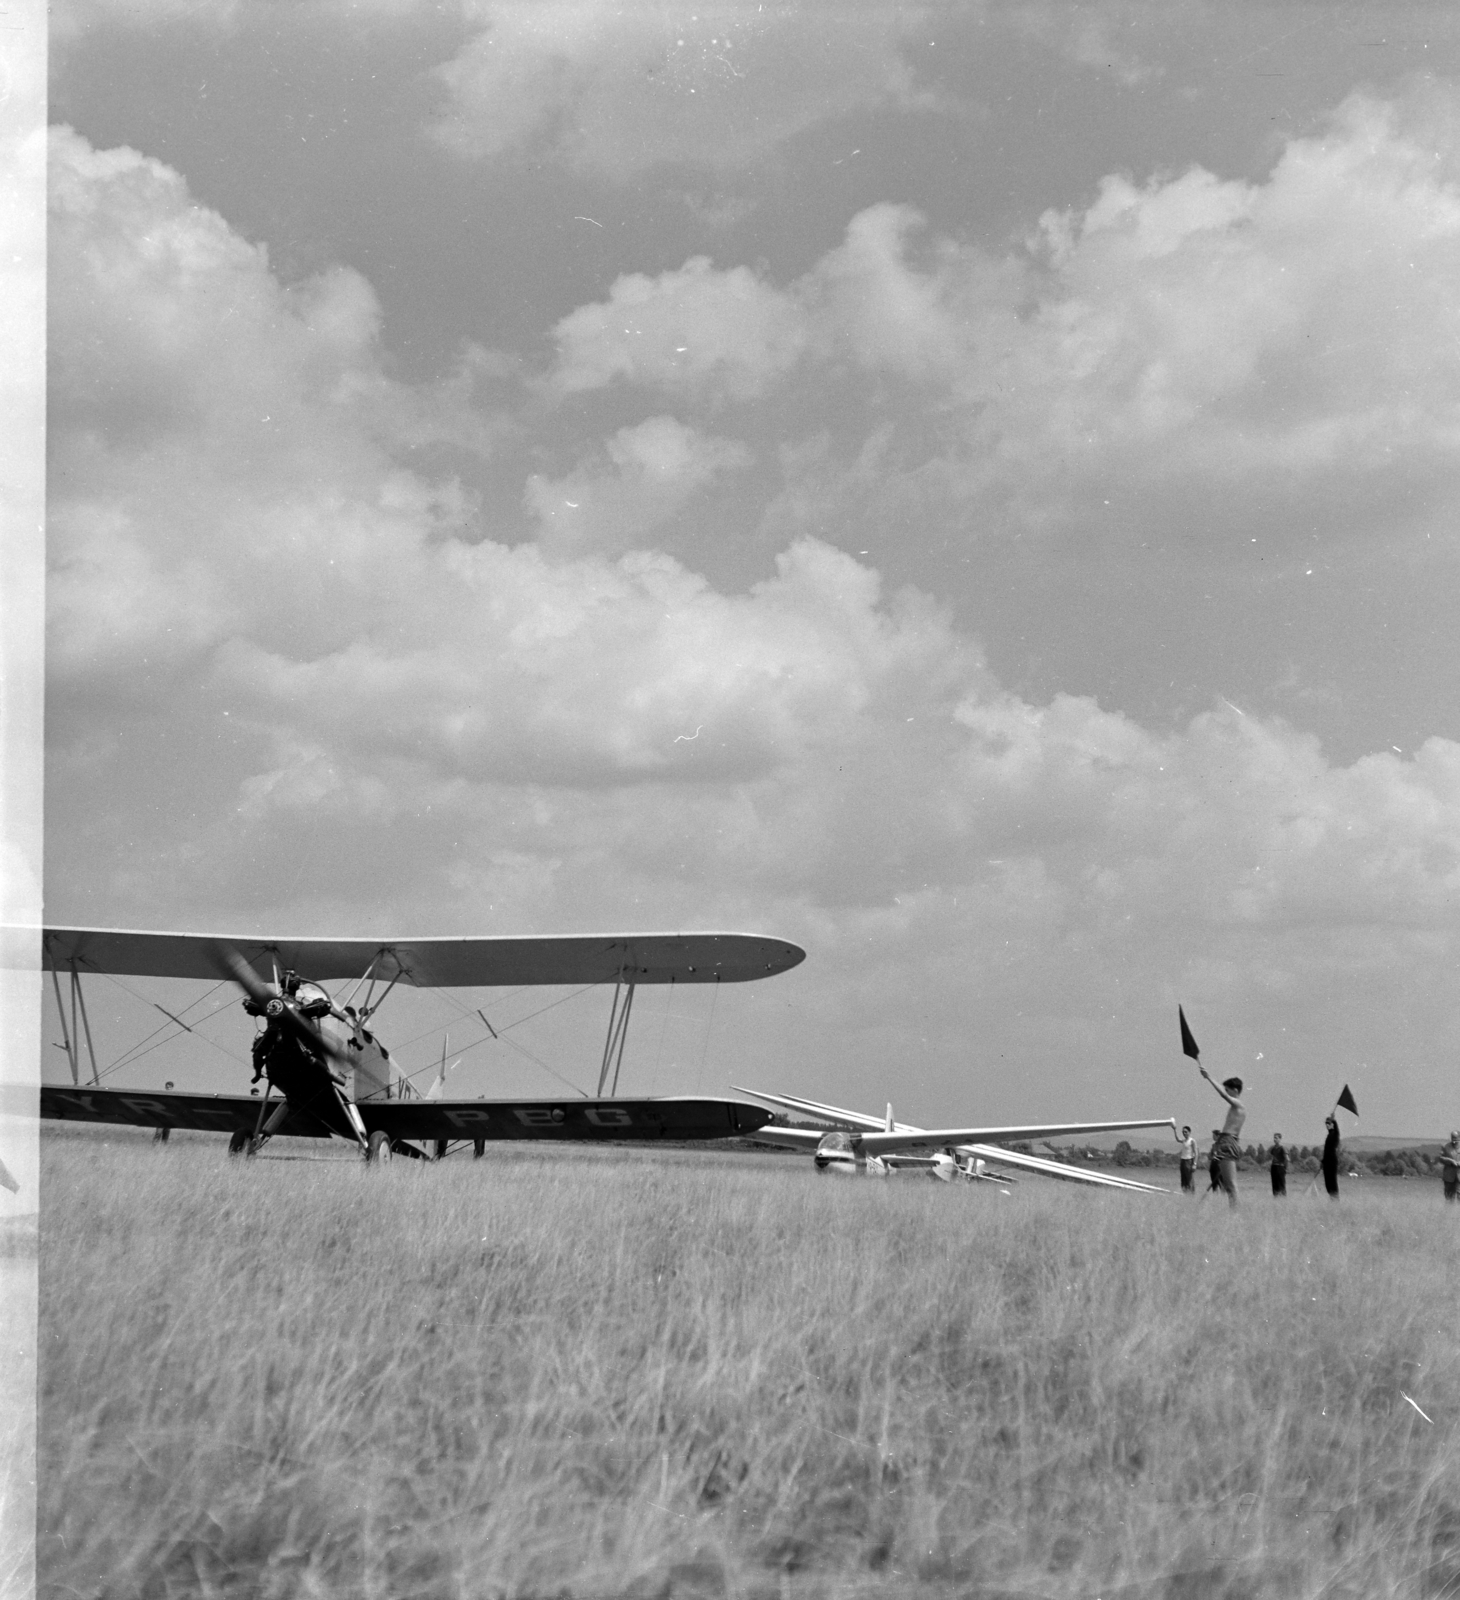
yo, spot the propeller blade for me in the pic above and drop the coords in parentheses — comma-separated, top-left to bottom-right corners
(210, 942, 275, 1006)
(209, 943, 352, 1067)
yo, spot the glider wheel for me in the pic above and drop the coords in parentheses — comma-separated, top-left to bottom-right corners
(228, 1131, 249, 1157)
(366, 1130, 393, 1165)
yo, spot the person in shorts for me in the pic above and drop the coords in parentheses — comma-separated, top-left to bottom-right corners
(1269, 1132, 1288, 1197)
(1175, 1124, 1197, 1193)
(1205, 1130, 1222, 1195)
(1200, 1067, 1246, 1207)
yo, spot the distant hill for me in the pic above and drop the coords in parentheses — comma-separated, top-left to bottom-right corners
(1077, 1130, 1440, 1153)
(1339, 1134, 1442, 1154)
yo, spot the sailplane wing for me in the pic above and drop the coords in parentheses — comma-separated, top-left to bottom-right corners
(36, 926, 804, 987)
(734, 1087, 1174, 1187)
(952, 1143, 1170, 1193)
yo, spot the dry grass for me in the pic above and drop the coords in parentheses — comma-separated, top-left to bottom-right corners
(38, 1130, 1460, 1599)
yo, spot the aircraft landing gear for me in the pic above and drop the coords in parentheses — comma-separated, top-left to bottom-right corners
(228, 1131, 248, 1157)
(365, 1129, 393, 1164)
(473, 1139, 486, 1160)
(434, 1139, 448, 1161)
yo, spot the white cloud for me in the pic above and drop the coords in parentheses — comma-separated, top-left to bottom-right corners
(430, 4, 929, 177)
(46, 121, 1460, 1130)
(546, 256, 805, 400)
(546, 89, 1460, 557)
(525, 416, 752, 556)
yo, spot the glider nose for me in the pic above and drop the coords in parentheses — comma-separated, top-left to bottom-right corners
(813, 1130, 859, 1175)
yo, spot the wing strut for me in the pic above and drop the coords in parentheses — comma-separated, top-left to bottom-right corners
(338, 950, 385, 1014)
(609, 983, 636, 1097)
(47, 951, 99, 1087)
(596, 976, 637, 1097)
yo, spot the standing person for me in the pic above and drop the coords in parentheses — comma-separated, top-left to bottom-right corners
(1322, 1115, 1340, 1199)
(1206, 1130, 1222, 1195)
(1269, 1133, 1288, 1197)
(1440, 1133, 1459, 1203)
(1175, 1124, 1197, 1194)
(1199, 1067, 1246, 1207)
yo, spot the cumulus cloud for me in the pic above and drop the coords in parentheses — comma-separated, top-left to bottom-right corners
(546, 89, 1460, 556)
(46, 119, 1460, 1126)
(525, 416, 752, 557)
(546, 256, 806, 401)
(429, 4, 929, 177)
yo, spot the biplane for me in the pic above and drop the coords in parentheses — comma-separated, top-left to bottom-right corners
(735, 1086, 1174, 1192)
(35, 926, 804, 1161)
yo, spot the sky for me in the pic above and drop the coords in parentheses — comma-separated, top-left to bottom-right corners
(33, 0, 1460, 1142)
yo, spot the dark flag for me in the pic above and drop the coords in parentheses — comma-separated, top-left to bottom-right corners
(1178, 1005, 1200, 1061)
(1336, 1084, 1359, 1117)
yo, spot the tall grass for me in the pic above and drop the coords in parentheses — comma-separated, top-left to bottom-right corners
(38, 1133, 1460, 1598)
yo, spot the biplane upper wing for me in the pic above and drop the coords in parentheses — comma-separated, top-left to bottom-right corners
(37, 926, 805, 987)
(40, 1085, 772, 1144)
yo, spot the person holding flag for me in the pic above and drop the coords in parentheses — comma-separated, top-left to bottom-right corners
(1179, 1007, 1245, 1207)
(1322, 1116, 1341, 1198)
(1174, 1124, 1197, 1193)
(1317, 1085, 1358, 1199)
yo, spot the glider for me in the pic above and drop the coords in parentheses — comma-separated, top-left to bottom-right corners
(36, 926, 804, 1162)
(734, 1086, 1174, 1192)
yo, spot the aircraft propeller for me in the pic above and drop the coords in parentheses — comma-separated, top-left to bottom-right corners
(209, 944, 353, 1070)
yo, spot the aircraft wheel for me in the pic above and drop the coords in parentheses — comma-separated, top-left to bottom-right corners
(473, 1139, 486, 1160)
(434, 1138, 448, 1161)
(228, 1131, 248, 1157)
(366, 1130, 393, 1164)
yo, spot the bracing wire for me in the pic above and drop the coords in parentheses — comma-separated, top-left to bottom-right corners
(61, 974, 249, 1079)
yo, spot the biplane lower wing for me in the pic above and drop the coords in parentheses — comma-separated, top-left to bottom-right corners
(41, 1085, 334, 1138)
(40, 1085, 772, 1144)
(359, 1096, 769, 1143)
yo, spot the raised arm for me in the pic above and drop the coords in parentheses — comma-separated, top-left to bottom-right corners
(1198, 1064, 1238, 1108)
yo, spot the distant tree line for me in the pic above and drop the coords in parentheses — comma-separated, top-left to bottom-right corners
(1064, 1141, 1447, 1178)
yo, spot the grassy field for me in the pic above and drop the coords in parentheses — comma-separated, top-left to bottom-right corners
(38, 1130, 1460, 1600)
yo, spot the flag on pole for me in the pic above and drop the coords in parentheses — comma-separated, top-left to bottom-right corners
(1178, 1006, 1200, 1061)
(1336, 1084, 1358, 1116)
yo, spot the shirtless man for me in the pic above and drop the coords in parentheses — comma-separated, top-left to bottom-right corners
(1200, 1066, 1246, 1207)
